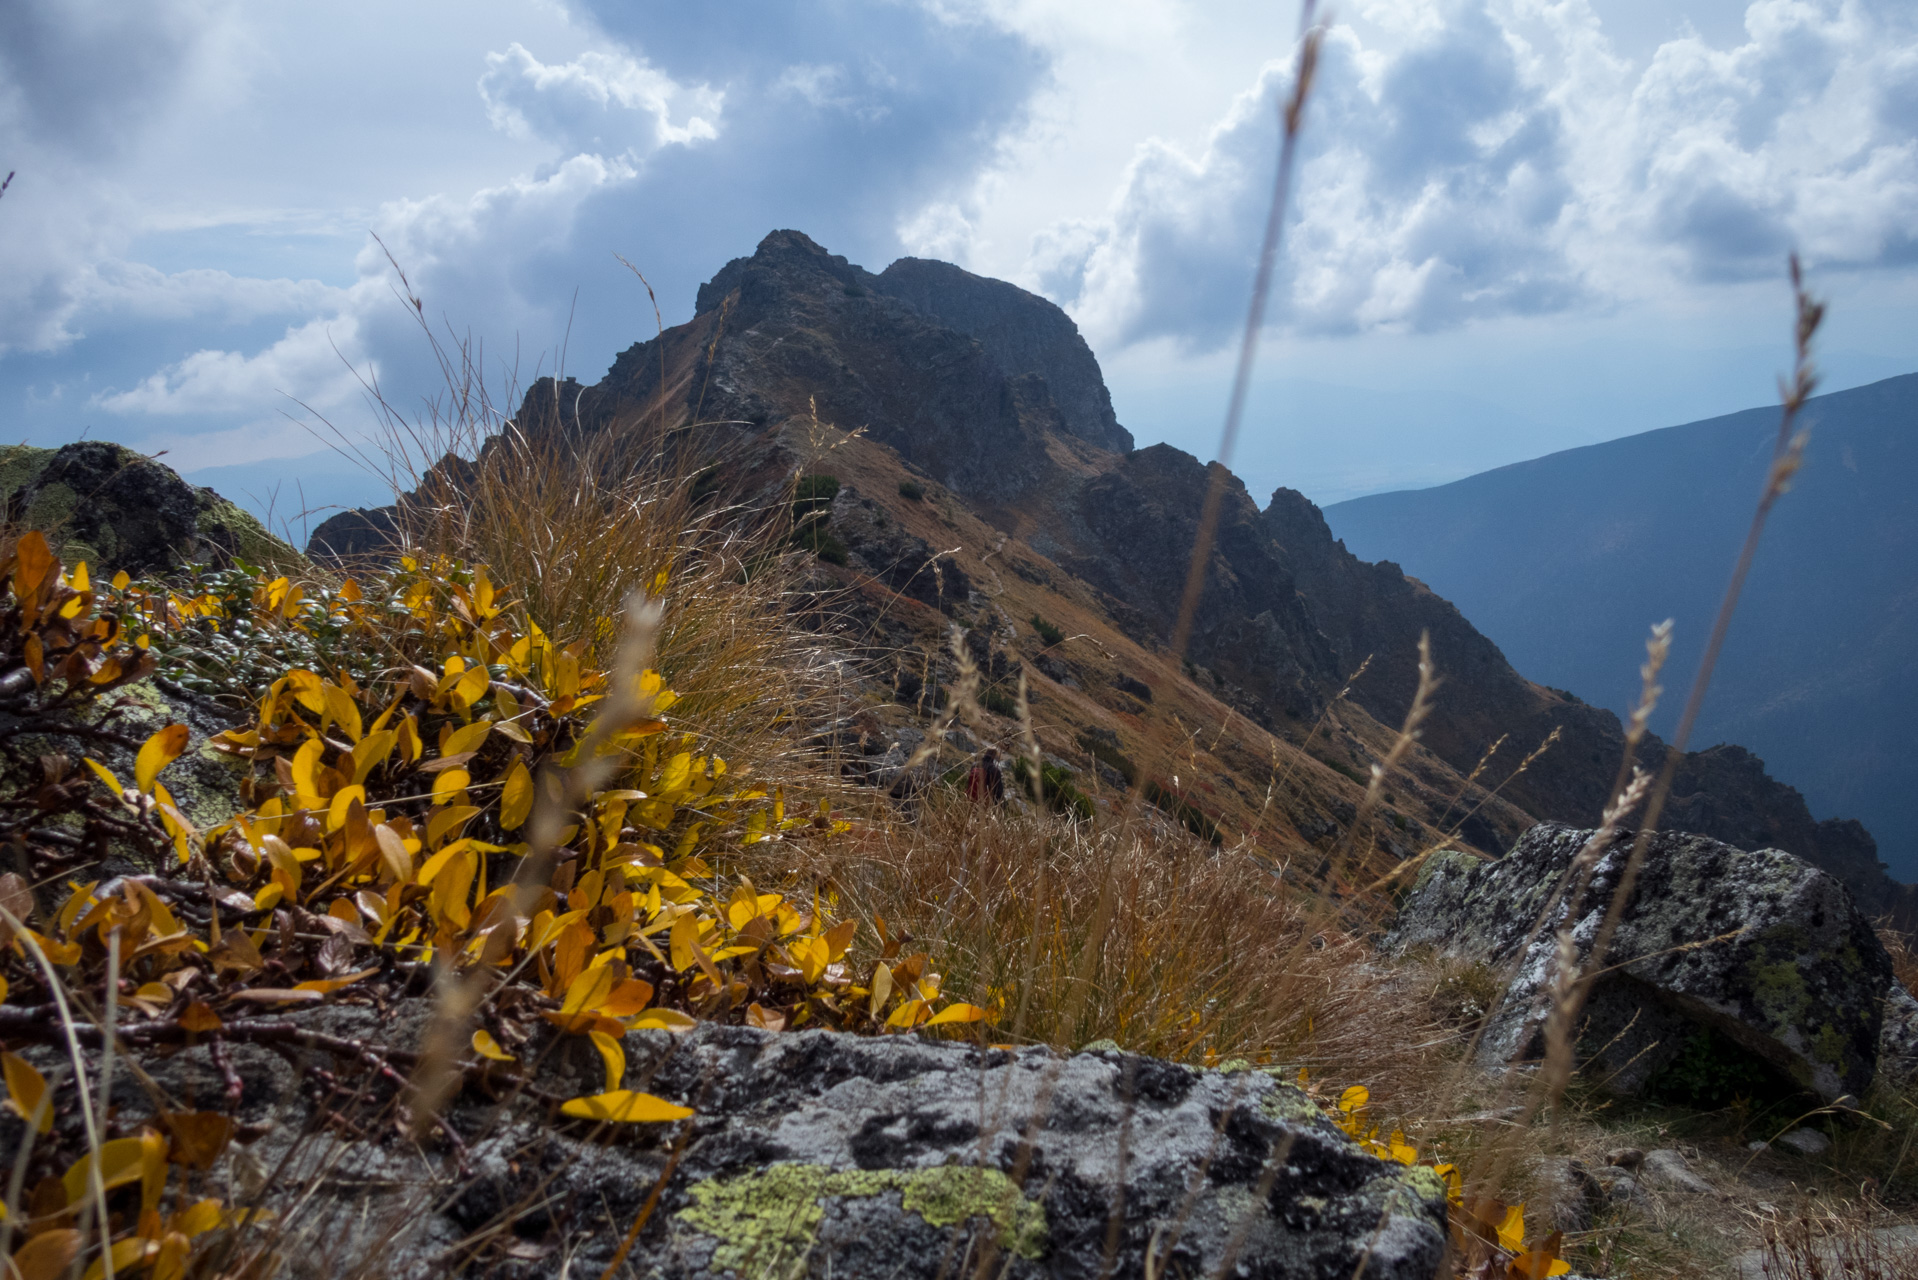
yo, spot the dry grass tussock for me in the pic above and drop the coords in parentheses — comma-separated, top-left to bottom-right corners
(772, 792, 1445, 1083)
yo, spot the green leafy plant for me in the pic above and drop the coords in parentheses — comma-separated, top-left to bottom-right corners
(1028, 615, 1064, 647)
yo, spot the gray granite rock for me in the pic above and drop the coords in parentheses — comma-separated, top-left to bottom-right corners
(1386, 824, 1895, 1103)
(1774, 1127, 1832, 1157)
(1878, 984, 1918, 1089)
(1641, 1149, 1714, 1195)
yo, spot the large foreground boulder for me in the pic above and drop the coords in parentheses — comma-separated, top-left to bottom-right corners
(25, 1018, 1447, 1279)
(1388, 823, 1894, 1104)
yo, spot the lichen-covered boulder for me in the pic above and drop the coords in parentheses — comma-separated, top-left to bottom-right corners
(1387, 823, 1894, 1104)
(517, 1025, 1445, 1279)
(2, 441, 301, 576)
(101, 1019, 1445, 1279)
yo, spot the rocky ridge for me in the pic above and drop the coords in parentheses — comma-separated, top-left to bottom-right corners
(309, 229, 1910, 915)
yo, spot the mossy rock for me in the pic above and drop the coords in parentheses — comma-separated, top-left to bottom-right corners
(4, 441, 303, 577)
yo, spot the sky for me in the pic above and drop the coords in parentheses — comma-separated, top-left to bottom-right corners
(3, 0, 1916, 543)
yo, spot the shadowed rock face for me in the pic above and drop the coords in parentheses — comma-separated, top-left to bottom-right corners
(872, 256, 1134, 455)
(1388, 824, 1895, 1104)
(1061, 446, 1337, 721)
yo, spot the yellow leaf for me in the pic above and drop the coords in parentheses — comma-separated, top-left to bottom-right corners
(291, 736, 327, 805)
(111, 569, 131, 591)
(590, 1030, 626, 1093)
(374, 823, 413, 883)
(451, 663, 490, 714)
(139, 1126, 168, 1215)
(472, 1030, 516, 1062)
(824, 919, 857, 961)
(1337, 1085, 1369, 1114)
(321, 682, 362, 743)
(1495, 1203, 1526, 1254)
(62, 1134, 152, 1206)
(599, 978, 654, 1018)
(432, 768, 471, 807)
(443, 720, 491, 757)
(82, 756, 125, 796)
(326, 784, 366, 833)
(81, 1237, 151, 1280)
(428, 849, 479, 929)
(351, 730, 397, 785)
(924, 1003, 987, 1027)
(285, 668, 326, 713)
(174, 1198, 225, 1237)
(426, 804, 480, 849)
(669, 913, 700, 973)
(869, 961, 894, 1018)
(417, 838, 474, 887)
(500, 759, 534, 830)
(789, 935, 829, 984)
(627, 1008, 697, 1032)
(134, 723, 190, 794)
(561, 964, 618, 1016)
(658, 751, 692, 796)
(885, 998, 927, 1029)
(3, 1050, 53, 1134)
(558, 1090, 692, 1123)
(10, 531, 54, 600)
(70, 562, 90, 592)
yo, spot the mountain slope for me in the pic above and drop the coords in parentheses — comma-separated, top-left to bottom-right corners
(1325, 374, 1918, 883)
(311, 230, 1912, 920)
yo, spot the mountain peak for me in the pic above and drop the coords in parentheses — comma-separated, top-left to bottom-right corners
(693, 228, 874, 316)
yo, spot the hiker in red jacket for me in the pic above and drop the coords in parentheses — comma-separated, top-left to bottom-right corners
(966, 747, 1006, 804)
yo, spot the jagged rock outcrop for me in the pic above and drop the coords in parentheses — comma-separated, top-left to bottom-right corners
(1387, 823, 1895, 1104)
(872, 256, 1133, 454)
(3, 442, 299, 576)
(1060, 447, 1337, 721)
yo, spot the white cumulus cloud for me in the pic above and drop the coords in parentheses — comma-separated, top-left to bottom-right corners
(478, 41, 722, 155)
(1039, 0, 1918, 348)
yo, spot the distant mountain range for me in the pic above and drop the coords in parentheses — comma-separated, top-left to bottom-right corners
(1326, 373, 1918, 883)
(310, 230, 1914, 919)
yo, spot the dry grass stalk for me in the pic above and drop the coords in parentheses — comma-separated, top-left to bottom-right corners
(1166, 0, 1323, 663)
(1575, 258, 1824, 999)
